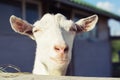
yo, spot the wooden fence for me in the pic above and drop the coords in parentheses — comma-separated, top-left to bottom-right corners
(0, 73, 119, 80)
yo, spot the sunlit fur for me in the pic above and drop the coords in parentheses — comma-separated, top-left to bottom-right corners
(32, 14, 75, 75)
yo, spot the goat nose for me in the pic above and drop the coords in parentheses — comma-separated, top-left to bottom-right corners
(54, 44, 69, 54)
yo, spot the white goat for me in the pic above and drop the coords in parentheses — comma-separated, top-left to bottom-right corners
(9, 13, 98, 75)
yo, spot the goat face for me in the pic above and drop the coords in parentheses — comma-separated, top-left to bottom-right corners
(10, 13, 98, 75)
(32, 14, 76, 65)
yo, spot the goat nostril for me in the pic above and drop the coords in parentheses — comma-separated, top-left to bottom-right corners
(64, 46, 69, 52)
(54, 45, 69, 53)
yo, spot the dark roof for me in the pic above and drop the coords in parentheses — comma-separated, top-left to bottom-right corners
(53, 0, 120, 21)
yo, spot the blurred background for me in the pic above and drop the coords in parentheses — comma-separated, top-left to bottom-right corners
(0, 0, 120, 77)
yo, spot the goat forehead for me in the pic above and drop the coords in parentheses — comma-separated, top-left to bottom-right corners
(33, 13, 74, 41)
(33, 13, 69, 29)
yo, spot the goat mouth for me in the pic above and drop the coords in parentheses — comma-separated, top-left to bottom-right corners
(50, 57, 68, 64)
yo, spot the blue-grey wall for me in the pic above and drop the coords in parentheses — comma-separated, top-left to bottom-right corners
(0, 1, 38, 72)
(0, 34, 35, 72)
(72, 37, 111, 77)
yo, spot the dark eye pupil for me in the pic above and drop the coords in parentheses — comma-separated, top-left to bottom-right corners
(34, 30, 39, 32)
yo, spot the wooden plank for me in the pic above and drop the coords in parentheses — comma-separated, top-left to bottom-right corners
(0, 73, 119, 80)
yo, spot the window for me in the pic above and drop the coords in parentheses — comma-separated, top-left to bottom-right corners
(26, 3, 39, 24)
(0, 0, 41, 34)
(0, 1, 22, 34)
(108, 19, 120, 37)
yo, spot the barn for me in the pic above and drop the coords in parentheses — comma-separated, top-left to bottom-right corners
(0, 0, 120, 77)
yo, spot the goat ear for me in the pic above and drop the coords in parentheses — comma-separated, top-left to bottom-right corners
(71, 15, 98, 33)
(10, 15, 35, 40)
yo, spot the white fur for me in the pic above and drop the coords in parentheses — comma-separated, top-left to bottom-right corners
(32, 14, 75, 75)
(9, 13, 98, 75)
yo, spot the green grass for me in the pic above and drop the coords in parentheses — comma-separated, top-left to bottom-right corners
(111, 40, 120, 63)
(112, 52, 119, 62)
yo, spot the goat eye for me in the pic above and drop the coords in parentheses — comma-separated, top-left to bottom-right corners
(33, 29, 40, 33)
